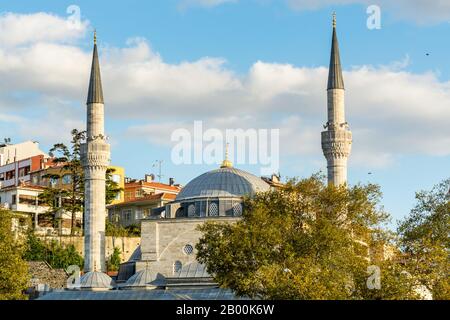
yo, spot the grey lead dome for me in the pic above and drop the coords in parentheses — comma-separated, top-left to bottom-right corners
(175, 167, 270, 201)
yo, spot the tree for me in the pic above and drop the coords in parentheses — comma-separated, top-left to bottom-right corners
(107, 247, 122, 272)
(23, 232, 84, 270)
(0, 210, 29, 300)
(398, 178, 450, 300)
(105, 220, 141, 237)
(196, 174, 418, 300)
(39, 129, 123, 235)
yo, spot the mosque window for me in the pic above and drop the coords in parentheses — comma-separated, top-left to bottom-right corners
(173, 261, 182, 274)
(183, 244, 194, 255)
(233, 203, 243, 216)
(187, 204, 196, 217)
(209, 203, 219, 216)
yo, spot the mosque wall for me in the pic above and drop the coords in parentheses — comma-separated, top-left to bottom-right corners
(139, 217, 240, 277)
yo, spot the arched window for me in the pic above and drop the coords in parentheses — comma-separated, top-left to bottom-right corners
(233, 203, 243, 216)
(175, 207, 186, 218)
(187, 204, 196, 217)
(209, 203, 219, 216)
(173, 261, 182, 274)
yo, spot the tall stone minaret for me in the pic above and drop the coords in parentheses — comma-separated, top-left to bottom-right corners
(81, 32, 111, 272)
(321, 13, 352, 186)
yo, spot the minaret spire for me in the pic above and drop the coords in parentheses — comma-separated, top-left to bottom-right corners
(321, 13, 352, 186)
(87, 30, 104, 105)
(327, 13, 344, 90)
(81, 32, 111, 275)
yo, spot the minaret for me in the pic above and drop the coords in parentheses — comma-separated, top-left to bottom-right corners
(321, 13, 352, 186)
(81, 31, 111, 272)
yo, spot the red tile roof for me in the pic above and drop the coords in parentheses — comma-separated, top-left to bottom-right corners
(125, 181, 181, 192)
(107, 192, 176, 208)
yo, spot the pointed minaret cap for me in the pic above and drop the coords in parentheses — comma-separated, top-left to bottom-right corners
(327, 12, 345, 90)
(87, 30, 104, 104)
(220, 143, 233, 168)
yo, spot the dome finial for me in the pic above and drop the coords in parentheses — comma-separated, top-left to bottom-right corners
(221, 142, 233, 168)
(94, 29, 97, 45)
(332, 12, 336, 28)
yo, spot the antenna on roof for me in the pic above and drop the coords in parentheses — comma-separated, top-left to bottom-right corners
(152, 160, 164, 182)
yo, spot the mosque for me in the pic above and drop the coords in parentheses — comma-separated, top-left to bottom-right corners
(39, 14, 352, 299)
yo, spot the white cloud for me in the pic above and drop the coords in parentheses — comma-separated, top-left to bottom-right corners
(1, 12, 449, 172)
(287, 0, 450, 24)
(0, 12, 88, 47)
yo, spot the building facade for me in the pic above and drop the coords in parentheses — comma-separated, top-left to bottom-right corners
(108, 192, 176, 227)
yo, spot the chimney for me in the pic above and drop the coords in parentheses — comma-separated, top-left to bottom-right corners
(145, 174, 155, 183)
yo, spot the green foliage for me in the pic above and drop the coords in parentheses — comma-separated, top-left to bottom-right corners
(105, 220, 140, 237)
(107, 247, 122, 272)
(196, 174, 418, 300)
(23, 233, 84, 270)
(398, 178, 450, 300)
(125, 224, 141, 237)
(39, 129, 86, 235)
(40, 129, 123, 235)
(0, 210, 29, 300)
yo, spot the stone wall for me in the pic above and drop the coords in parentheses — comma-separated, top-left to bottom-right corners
(139, 217, 239, 277)
(38, 236, 140, 262)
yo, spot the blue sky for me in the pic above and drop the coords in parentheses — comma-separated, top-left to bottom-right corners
(0, 0, 449, 225)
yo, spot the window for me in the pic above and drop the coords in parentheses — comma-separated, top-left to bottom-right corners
(183, 244, 194, 255)
(233, 203, 243, 216)
(12, 195, 17, 205)
(62, 174, 72, 185)
(135, 189, 143, 198)
(209, 203, 219, 216)
(5, 170, 15, 180)
(0, 173, 4, 181)
(19, 195, 37, 205)
(122, 209, 132, 221)
(114, 192, 121, 201)
(187, 204, 196, 217)
(50, 177, 59, 187)
(18, 166, 30, 177)
(173, 261, 182, 274)
(135, 208, 142, 220)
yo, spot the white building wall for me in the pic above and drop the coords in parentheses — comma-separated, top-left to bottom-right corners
(0, 141, 48, 165)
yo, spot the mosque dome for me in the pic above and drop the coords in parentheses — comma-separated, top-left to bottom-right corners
(176, 167, 270, 201)
(79, 271, 115, 290)
(122, 268, 166, 290)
